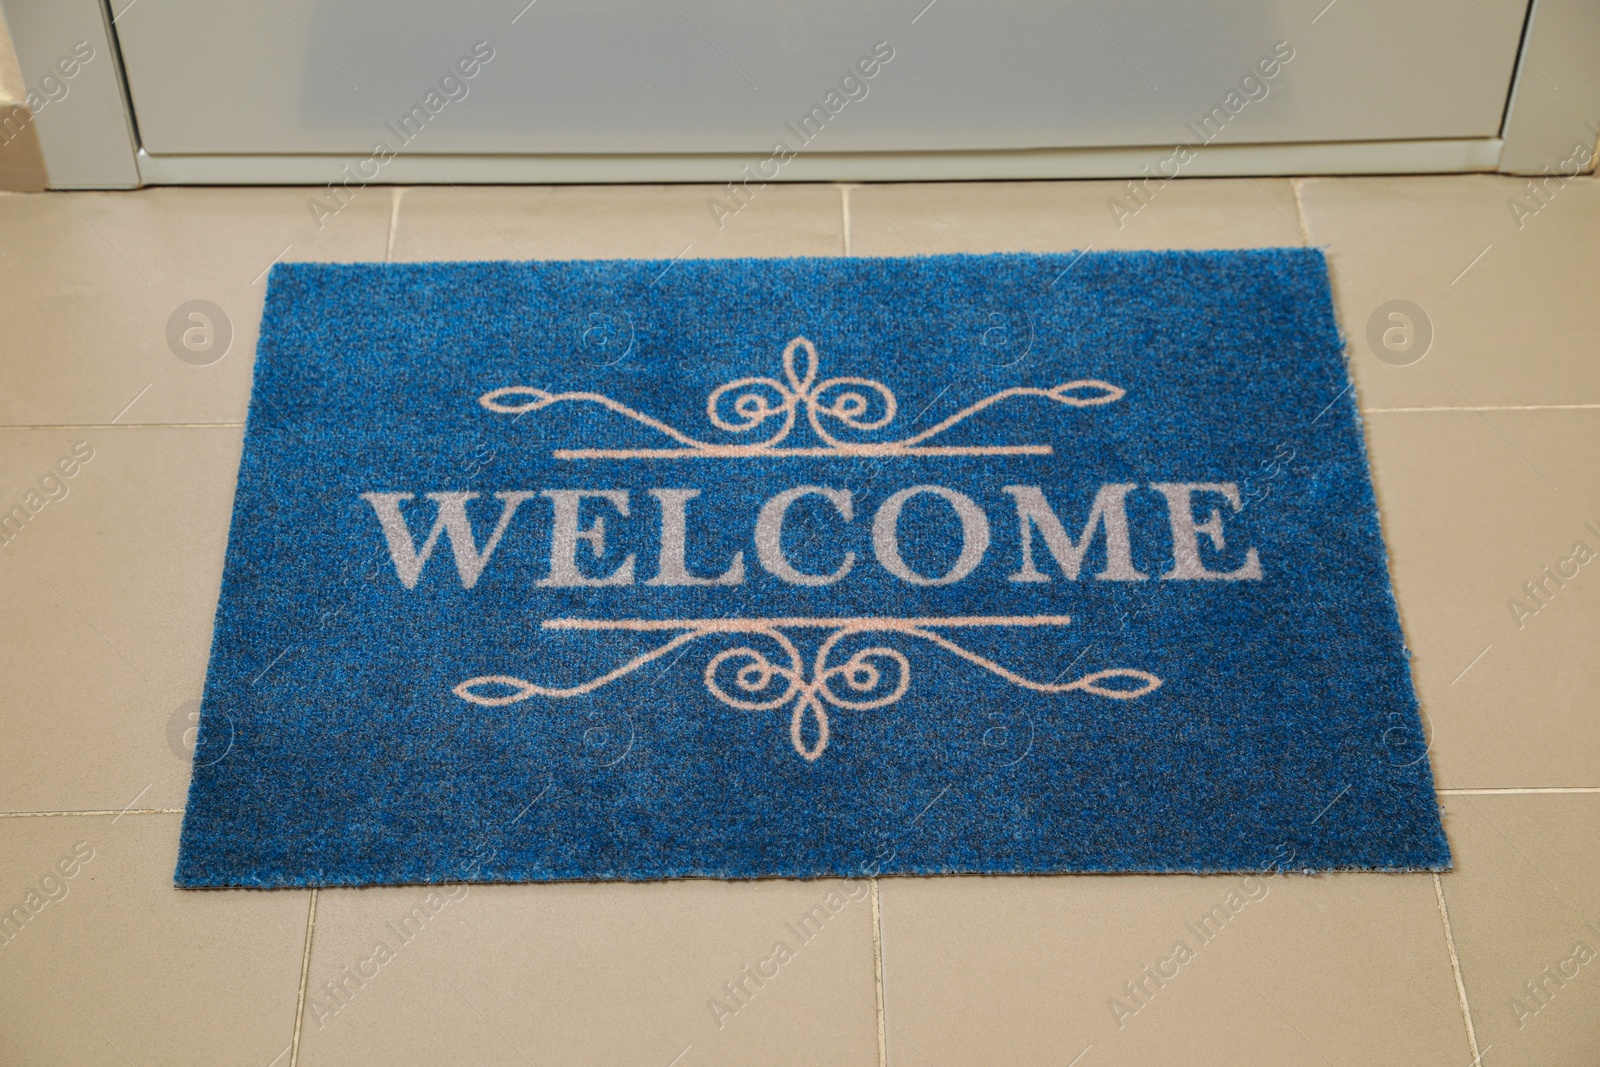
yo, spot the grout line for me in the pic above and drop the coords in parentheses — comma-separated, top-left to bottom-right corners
(870, 878, 888, 1067)
(1367, 403, 1600, 414)
(839, 183, 853, 255)
(112, 785, 154, 824)
(290, 888, 319, 1067)
(1288, 177, 1312, 245)
(1433, 874, 1484, 1067)
(0, 423, 247, 430)
(385, 188, 404, 262)
(1440, 787, 1600, 794)
(0, 808, 181, 818)
(1286, 176, 1356, 289)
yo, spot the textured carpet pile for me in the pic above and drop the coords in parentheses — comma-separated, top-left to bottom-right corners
(176, 250, 1449, 887)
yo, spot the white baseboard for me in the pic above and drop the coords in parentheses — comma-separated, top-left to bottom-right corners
(133, 138, 1504, 187)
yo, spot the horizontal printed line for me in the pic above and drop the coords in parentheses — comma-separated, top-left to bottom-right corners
(0, 808, 182, 818)
(553, 445, 1054, 459)
(544, 614, 1074, 632)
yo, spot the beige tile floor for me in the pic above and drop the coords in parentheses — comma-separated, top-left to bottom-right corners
(1, 175, 1596, 1066)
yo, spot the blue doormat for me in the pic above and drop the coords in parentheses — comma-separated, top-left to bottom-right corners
(176, 249, 1449, 887)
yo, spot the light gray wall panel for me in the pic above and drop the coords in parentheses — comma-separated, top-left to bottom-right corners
(0, 0, 137, 187)
(112, 0, 1527, 158)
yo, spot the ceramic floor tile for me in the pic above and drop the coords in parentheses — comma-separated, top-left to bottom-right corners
(0, 813, 307, 1066)
(390, 183, 846, 262)
(3, 174, 1593, 1065)
(1297, 175, 1600, 410)
(296, 878, 879, 1067)
(1436, 793, 1600, 1067)
(844, 178, 1305, 256)
(1363, 411, 1600, 788)
(0, 427, 242, 812)
(877, 870, 1469, 1066)
(0, 187, 392, 427)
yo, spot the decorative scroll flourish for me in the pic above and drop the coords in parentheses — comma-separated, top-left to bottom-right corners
(478, 336, 1124, 460)
(455, 616, 1161, 761)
